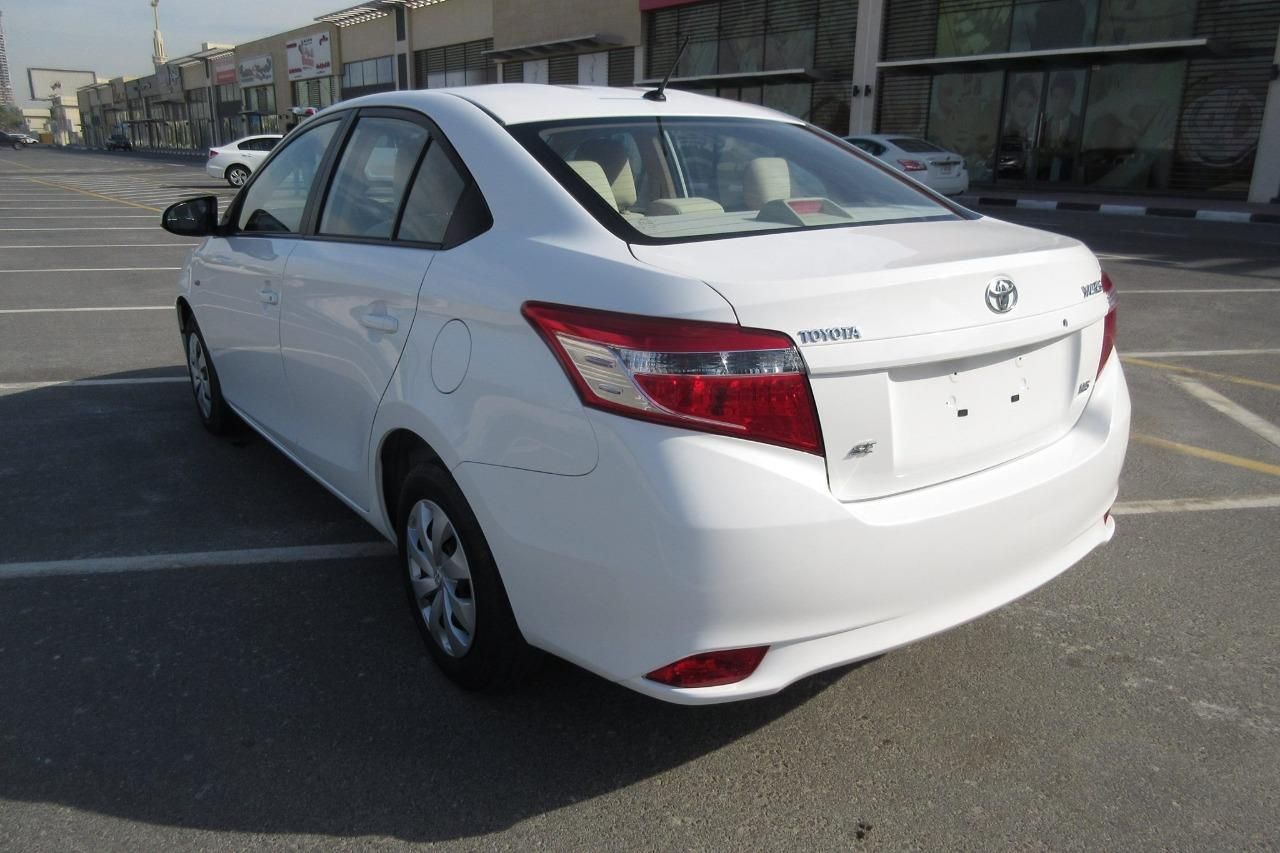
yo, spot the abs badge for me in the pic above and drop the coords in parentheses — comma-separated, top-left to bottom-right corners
(985, 277, 1018, 314)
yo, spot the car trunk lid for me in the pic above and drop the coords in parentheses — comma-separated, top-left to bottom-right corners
(629, 216, 1111, 500)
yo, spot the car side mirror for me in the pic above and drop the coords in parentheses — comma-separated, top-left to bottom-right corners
(162, 196, 219, 237)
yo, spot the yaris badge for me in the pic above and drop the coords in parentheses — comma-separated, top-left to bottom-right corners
(985, 277, 1018, 314)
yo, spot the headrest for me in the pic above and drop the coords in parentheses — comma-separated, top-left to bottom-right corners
(567, 160, 618, 211)
(743, 157, 791, 210)
(576, 139, 638, 210)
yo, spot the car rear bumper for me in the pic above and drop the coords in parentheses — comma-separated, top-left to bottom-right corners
(205, 162, 224, 180)
(926, 173, 970, 195)
(457, 356, 1129, 705)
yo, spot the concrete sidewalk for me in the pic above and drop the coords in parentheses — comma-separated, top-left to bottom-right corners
(959, 187, 1280, 225)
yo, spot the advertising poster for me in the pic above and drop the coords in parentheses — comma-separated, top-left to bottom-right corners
(238, 55, 274, 87)
(928, 71, 1004, 181)
(287, 32, 333, 81)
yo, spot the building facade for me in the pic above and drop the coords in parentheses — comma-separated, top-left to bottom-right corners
(874, 0, 1280, 200)
(70, 0, 1280, 202)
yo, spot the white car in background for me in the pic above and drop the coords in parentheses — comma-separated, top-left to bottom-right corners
(163, 85, 1127, 704)
(845, 134, 970, 196)
(206, 135, 283, 187)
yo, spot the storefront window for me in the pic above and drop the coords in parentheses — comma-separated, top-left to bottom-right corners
(1010, 0, 1098, 51)
(764, 27, 815, 69)
(928, 71, 1004, 180)
(1080, 60, 1185, 189)
(1095, 0, 1196, 45)
(242, 85, 275, 115)
(936, 0, 1012, 57)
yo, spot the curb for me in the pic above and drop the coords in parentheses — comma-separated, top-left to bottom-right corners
(962, 195, 1280, 225)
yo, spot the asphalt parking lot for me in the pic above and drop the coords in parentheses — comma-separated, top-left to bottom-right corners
(1, 146, 1277, 851)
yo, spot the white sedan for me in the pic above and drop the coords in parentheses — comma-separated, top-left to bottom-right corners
(162, 85, 1127, 704)
(205, 134, 283, 187)
(845, 134, 970, 195)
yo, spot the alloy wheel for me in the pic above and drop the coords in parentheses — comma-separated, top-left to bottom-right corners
(406, 499, 476, 657)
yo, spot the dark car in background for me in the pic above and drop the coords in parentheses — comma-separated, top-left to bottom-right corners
(1, 130, 37, 149)
(105, 133, 133, 151)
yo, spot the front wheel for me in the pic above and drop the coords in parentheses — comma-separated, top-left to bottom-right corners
(397, 464, 541, 691)
(226, 165, 250, 187)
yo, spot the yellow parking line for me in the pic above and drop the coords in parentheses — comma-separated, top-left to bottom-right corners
(1122, 356, 1280, 393)
(26, 178, 162, 213)
(1132, 433, 1280, 478)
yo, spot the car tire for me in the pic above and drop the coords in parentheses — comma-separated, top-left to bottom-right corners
(397, 462, 541, 691)
(182, 314, 234, 435)
(226, 165, 250, 187)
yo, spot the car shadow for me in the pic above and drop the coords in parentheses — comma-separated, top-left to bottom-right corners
(0, 368, 856, 842)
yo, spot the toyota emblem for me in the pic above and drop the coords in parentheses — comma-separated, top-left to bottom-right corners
(985, 277, 1018, 314)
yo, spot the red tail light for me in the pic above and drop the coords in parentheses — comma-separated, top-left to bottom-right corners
(897, 159, 927, 172)
(208, 149, 219, 159)
(1098, 272, 1117, 378)
(522, 302, 823, 455)
(644, 647, 768, 688)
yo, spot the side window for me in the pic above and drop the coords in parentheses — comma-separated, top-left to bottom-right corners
(237, 120, 339, 234)
(319, 116, 429, 240)
(396, 140, 467, 245)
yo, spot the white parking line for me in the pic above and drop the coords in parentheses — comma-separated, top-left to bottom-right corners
(0, 541, 396, 580)
(0, 377, 186, 394)
(0, 266, 180, 272)
(1124, 348, 1280, 358)
(0, 306, 171, 314)
(0, 215, 155, 219)
(0, 227, 159, 231)
(1112, 495, 1280, 515)
(1170, 375, 1280, 449)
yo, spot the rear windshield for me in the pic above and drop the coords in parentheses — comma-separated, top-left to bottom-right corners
(511, 117, 960, 244)
(889, 138, 944, 153)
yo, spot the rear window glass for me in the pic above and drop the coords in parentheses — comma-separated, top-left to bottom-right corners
(889, 138, 944, 153)
(513, 118, 958, 244)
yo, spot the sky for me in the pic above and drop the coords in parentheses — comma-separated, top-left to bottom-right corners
(4, 0, 344, 106)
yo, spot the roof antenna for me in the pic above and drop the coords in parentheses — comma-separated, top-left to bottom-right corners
(643, 36, 690, 102)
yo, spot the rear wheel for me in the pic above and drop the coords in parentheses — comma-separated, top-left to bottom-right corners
(226, 164, 250, 187)
(397, 463, 540, 690)
(183, 315, 233, 435)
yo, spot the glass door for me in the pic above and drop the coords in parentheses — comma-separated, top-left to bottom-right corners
(999, 68, 1087, 184)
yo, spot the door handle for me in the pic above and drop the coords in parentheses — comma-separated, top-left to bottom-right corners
(359, 311, 399, 334)
(257, 288, 279, 305)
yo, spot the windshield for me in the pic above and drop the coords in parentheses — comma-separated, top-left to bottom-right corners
(512, 117, 961, 244)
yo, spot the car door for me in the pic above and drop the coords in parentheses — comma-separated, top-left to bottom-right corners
(189, 117, 343, 443)
(279, 109, 468, 510)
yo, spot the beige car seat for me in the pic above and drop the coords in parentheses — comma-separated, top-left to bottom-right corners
(743, 157, 791, 210)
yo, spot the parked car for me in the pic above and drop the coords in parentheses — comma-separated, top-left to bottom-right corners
(105, 133, 132, 151)
(995, 134, 1029, 178)
(845, 134, 970, 195)
(206, 134, 283, 187)
(1, 130, 36, 149)
(163, 86, 1127, 705)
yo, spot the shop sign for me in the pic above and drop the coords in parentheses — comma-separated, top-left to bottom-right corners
(238, 55, 274, 87)
(213, 55, 237, 86)
(287, 32, 333, 81)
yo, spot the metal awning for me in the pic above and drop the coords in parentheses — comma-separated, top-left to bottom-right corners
(317, 0, 449, 27)
(486, 34, 623, 62)
(877, 38, 1211, 73)
(634, 67, 823, 88)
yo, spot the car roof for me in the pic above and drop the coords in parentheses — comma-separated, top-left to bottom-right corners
(232, 134, 283, 141)
(346, 84, 801, 127)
